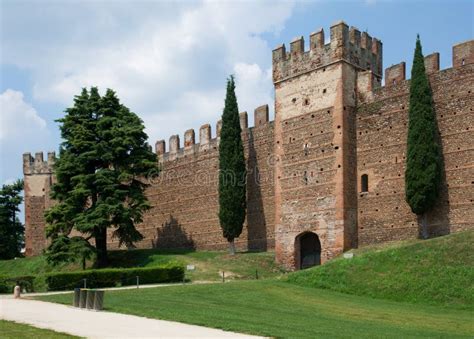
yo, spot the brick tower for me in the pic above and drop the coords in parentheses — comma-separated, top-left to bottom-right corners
(272, 21, 383, 269)
(23, 152, 55, 256)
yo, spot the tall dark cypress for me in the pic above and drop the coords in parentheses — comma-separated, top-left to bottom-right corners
(218, 76, 246, 254)
(405, 36, 441, 238)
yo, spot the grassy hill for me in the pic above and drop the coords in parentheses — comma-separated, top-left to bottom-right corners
(285, 230, 474, 309)
(0, 249, 282, 283)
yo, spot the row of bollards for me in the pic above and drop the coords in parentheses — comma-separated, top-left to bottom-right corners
(73, 288, 105, 311)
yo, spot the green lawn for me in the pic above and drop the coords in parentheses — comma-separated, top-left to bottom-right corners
(36, 280, 474, 338)
(0, 320, 79, 339)
(286, 230, 474, 309)
(0, 250, 281, 288)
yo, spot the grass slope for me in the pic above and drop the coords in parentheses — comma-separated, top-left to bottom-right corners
(286, 230, 474, 309)
(37, 280, 474, 338)
(0, 250, 281, 283)
(0, 320, 78, 339)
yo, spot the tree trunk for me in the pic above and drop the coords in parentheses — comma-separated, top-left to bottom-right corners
(95, 227, 108, 268)
(419, 213, 429, 239)
(228, 239, 236, 255)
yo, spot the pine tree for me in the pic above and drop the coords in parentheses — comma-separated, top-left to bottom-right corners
(405, 36, 441, 239)
(218, 76, 246, 255)
(45, 87, 158, 267)
(0, 180, 24, 259)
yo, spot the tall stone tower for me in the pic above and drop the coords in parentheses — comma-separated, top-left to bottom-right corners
(272, 21, 383, 269)
(23, 152, 55, 256)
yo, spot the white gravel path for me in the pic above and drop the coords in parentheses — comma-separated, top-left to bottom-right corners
(0, 297, 262, 338)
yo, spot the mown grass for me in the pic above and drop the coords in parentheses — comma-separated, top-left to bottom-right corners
(0, 249, 281, 285)
(0, 320, 79, 339)
(108, 249, 283, 281)
(37, 280, 474, 338)
(285, 230, 474, 309)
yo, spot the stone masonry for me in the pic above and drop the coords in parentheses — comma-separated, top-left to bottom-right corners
(23, 21, 473, 270)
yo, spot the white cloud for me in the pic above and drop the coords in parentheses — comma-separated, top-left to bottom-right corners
(2, 1, 294, 147)
(0, 89, 47, 142)
(0, 89, 51, 183)
(234, 63, 274, 120)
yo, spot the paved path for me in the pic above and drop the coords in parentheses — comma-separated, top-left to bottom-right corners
(13, 281, 216, 298)
(0, 298, 261, 338)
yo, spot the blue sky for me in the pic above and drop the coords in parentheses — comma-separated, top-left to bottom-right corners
(1, 0, 473, 189)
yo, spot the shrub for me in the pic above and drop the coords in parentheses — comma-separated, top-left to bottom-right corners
(0, 276, 9, 293)
(45, 264, 184, 291)
(0, 275, 36, 293)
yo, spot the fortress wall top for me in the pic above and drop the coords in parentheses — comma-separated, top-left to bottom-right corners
(272, 20, 383, 83)
(23, 152, 55, 175)
(385, 62, 406, 87)
(359, 39, 474, 103)
(424, 53, 440, 74)
(453, 40, 474, 68)
(156, 104, 273, 161)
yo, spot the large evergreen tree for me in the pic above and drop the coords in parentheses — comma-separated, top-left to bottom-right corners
(218, 76, 246, 255)
(45, 87, 158, 267)
(0, 180, 24, 259)
(405, 36, 441, 239)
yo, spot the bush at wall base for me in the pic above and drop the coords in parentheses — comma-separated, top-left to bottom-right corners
(44, 263, 185, 291)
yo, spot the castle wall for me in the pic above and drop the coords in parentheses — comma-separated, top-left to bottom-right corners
(22, 23, 473, 271)
(273, 21, 381, 269)
(23, 152, 55, 256)
(105, 106, 276, 251)
(356, 43, 474, 244)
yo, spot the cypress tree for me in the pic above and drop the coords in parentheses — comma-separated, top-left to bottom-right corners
(405, 36, 441, 239)
(218, 76, 246, 255)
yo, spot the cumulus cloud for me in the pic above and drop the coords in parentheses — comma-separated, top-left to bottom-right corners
(0, 89, 50, 182)
(2, 1, 295, 147)
(0, 89, 47, 142)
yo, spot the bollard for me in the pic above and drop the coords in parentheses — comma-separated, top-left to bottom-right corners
(79, 289, 87, 308)
(86, 289, 96, 310)
(93, 290, 105, 311)
(73, 288, 81, 307)
(13, 285, 21, 299)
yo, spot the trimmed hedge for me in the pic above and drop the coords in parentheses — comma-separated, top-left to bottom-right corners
(0, 275, 36, 293)
(45, 263, 184, 291)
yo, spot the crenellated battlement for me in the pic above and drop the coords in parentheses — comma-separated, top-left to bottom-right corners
(357, 39, 474, 102)
(23, 152, 55, 175)
(272, 20, 383, 83)
(156, 104, 272, 161)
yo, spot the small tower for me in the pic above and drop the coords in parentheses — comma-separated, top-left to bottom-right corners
(23, 151, 55, 256)
(272, 21, 383, 270)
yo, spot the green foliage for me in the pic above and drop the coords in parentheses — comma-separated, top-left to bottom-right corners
(0, 180, 24, 259)
(45, 87, 158, 267)
(39, 280, 474, 338)
(45, 235, 95, 269)
(218, 76, 246, 247)
(405, 36, 441, 215)
(0, 248, 280, 284)
(44, 264, 184, 291)
(0, 320, 78, 339)
(285, 230, 474, 309)
(0, 275, 36, 293)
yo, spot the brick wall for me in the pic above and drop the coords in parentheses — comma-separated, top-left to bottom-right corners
(109, 106, 276, 252)
(356, 51, 473, 244)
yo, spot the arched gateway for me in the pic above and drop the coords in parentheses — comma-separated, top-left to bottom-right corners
(295, 232, 321, 269)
